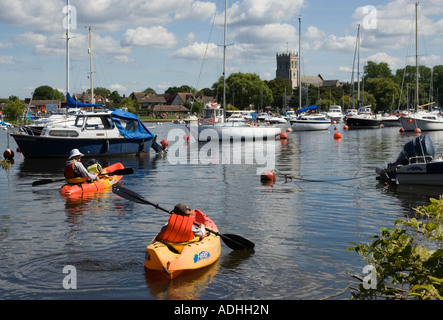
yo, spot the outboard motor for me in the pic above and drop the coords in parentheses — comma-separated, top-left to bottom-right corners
(389, 135, 435, 167)
(377, 135, 435, 183)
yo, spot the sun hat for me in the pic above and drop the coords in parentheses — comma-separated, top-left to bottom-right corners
(69, 148, 84, 159)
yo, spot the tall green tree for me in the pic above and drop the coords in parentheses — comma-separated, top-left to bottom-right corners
(4, 98, 26, 121)
(363, 61, 393, 81)
(212, 72, 273, 110)
(33, 85, 64, 100)
(365, 78, 404, 111)
(265, 77, 292, 109)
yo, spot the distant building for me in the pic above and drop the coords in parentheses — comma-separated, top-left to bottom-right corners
(276, 52, 299, 89)
(276, 53, 341, 89)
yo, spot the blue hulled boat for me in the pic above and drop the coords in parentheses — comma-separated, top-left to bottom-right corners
(11, 102, 156, 158)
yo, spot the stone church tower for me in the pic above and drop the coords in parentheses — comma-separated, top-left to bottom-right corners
(276, 52, 298, 89)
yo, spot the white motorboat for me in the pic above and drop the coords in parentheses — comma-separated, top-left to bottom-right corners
(326, 105, 344, 123)
(226, 112, 247, 122)
(290, 113, 331, 131)
(376, 135, 443, 185)
(289, 105, 331, 131)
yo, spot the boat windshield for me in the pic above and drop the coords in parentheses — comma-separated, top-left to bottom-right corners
(75, 115, 115, 130)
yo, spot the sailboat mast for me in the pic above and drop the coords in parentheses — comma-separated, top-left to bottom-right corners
(298, 17, 301, 109)
(357, 24, 360, 106)
(66, 0, 70, 95)
(415, 2, 419, 108)
(89, 26, 94, 104)
(222, 0, 227, 121)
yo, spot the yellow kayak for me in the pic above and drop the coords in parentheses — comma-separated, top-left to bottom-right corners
(144, 209, 221, 279)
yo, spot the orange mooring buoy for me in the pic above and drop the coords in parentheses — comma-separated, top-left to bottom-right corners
(286, 128, 292, 132)
(399, 128, 405, 133)
(343, 125, 349, 130)
(161, 140, 168, 148)
(260, 170, 276, 183)
(280, 132, 287, 139)
(333, 132, 342, 140)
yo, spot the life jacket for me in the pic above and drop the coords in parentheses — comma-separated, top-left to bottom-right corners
(156, 213, 196, 242)
(64, 162, 86, 184)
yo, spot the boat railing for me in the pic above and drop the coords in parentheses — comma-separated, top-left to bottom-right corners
(408, 155, 434, 164)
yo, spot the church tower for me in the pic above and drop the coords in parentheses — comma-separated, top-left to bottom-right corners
(276, 52, 298, 89)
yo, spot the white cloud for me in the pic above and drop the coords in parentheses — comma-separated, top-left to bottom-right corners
(223, 0, 304, 26)
(170, 42, 218, 60)
(122, 26, 177, 48)
(108, 55, 134, 64)
(109, 83, 127, 92)
(0, 55, 15, 65)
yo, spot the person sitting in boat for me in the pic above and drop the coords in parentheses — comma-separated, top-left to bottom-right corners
(86, 158, 106, 175)
(64, 149, 100, 184)
(156, 203, 206, 243)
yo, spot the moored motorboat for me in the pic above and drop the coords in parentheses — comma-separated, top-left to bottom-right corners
(144, 209, 221, 279)
(60, 162, 125, 195)
(289, 105, 331, 131)
(376, 135, 443, 185)
(344, 106, 382, 129)
(326, 105, 344, 123)
(11, 108, 156, 158)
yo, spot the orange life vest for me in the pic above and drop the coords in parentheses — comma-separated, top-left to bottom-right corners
(64, 162, 86, 184)
(156, 213, 195, 242)
(64, 162, 80, 179)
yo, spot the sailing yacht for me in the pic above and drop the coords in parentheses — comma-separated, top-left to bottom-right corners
(185, 0, 281, 142)
(399, 3, 443, 131)
(344, 24, 381, 129)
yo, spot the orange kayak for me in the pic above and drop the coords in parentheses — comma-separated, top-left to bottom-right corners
(60, 162, 125, 196)
(144, 209, 221, 279)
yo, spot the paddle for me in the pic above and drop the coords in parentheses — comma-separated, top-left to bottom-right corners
(32, 168, 134, 186)
(112, 184, 255, 251)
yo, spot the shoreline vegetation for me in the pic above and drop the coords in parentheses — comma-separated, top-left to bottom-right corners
(347, 196, 443, 300)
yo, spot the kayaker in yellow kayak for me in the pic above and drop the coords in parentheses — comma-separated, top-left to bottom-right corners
(156, 203, 206, 242)
(64, 148, 101, 184)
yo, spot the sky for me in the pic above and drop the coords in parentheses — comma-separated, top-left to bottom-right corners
(1, 0, 443, 99)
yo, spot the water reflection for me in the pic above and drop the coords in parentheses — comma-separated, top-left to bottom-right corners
(145, 261, 219, 300)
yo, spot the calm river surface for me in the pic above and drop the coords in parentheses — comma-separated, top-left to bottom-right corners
(1, 122, 443, 300)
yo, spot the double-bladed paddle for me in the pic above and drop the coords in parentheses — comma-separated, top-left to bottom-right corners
(32, 168, 134, 186)
(112, 184, 255, 251)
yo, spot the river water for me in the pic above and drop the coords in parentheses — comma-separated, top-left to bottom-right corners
(1, 122, 443, 300)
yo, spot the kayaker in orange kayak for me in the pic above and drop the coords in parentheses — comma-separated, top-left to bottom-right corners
(64, 148, 101, 184)
(156, 203, 206, 242)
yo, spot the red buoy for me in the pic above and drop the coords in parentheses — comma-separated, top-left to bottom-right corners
(160, 140, 168, 148)
(343, 125, 349, 130)
(286, 128, 292, 132)
(183, 135, 189, 142)
(260, 170, 276, 182)
(399, 128, 405, 133)
(334, 132, 342, 140)
(280, 132, 287, 139)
